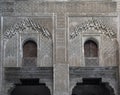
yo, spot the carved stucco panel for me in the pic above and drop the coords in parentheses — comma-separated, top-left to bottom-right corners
(69, 18, 116, 39)
(68, 17, 118, 67)
(4, 18, 52, 40)
(3, 17, 53, 67)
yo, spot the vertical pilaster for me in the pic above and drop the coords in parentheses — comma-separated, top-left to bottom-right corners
(54, 64, 69, 95)
(53, 13, 69, 95)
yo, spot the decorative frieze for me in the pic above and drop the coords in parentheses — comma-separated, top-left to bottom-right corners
(5, 67, 53, 82)
(70, 18, 116, 39)
(70, 66, 118, 79)
(4, 18, 52, 39)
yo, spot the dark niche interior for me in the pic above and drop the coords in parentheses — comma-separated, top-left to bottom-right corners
(72, 78, 115, 95)
(11, 79, 51, 95)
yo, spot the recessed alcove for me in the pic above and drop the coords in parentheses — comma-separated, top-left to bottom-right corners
(72, 78, 115, 95)
(10, 79, 51, 95)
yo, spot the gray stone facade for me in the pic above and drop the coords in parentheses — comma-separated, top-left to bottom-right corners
(0, 0, 120, 95)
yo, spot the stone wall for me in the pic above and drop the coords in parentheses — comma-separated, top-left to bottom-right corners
(69, 67, 118, 95)
(4, 67, 53, 95)
(0, 0, 119, 95)
(0, 1, 116, 15)
(3, 16, 53, 67)
(68, 16, 118, 67)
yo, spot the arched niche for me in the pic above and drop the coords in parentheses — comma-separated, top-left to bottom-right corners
(84, 38, 99, 67)
(9, 79, 51, 95)
(23, 40, 37, 58)
(22, 40, 37, 66)
(3, 17, 53, 67)
(84, 40, 98, 57)
(71, 78, 115, 95)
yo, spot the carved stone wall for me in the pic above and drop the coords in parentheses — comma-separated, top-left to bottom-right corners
(69, 67, 118, 95)
(68, 16, 118, 67)
(0, 1, 116, 16)
(3, 17, 53, 67)
(0, 1, 119, 95)
(4, 67, 53, 95)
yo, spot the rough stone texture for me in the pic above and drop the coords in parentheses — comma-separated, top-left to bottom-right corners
(0, 0, 120, 95)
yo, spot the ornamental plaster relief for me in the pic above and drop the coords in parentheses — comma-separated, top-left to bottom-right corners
(4, 18, 52, 40)
(70, 18, 116, 39)
(3, 17, 53, 67)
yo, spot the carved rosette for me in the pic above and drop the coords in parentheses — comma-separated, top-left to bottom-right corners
(70, 18, 116, 39)
(4, 18, 52, 39)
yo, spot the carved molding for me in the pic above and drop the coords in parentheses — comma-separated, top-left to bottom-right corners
(70, 18, 116, 39)
(4, 18, 52, 39)
(5, 67, 53, 80)
(69, 67, 118, 78)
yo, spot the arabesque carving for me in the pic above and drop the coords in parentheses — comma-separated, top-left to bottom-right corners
(70, 18, 116, 39)
(4, 18, 52, 39)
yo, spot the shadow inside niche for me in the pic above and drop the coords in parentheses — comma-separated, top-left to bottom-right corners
(10, 79, 51, 95)
(72, 78, 115, 95)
